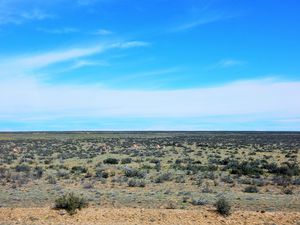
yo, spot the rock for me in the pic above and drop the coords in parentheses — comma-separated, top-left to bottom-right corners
(58, 209, 66, 216)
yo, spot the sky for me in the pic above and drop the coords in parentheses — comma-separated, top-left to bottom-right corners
(0, 0, 299, 131)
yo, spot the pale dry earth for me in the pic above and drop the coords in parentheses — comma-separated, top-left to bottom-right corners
(0, 207, 300, 225)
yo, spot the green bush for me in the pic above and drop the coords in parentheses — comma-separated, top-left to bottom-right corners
(215, 197, 231, 216)
(103, 158, 119, 164)
(46, 175, 57, 184)
(15, 164, 31, 173)
(121, 158, 132, 164)
(95, 169, 109, 178)
(128, 179, 146, 187)
(71, 166, 87, 174)
(154, 172, 173, 183)
(244, 185, 259, 193)
(55, 193, 88, 215)
(124, 167, 146, 178)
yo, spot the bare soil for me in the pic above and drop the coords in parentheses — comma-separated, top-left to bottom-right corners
(0, 207, 299, 225)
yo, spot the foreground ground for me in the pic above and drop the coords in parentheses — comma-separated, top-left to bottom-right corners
(0, 207, 300, 225)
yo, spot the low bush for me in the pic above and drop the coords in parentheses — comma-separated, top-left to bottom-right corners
(154, 172, 173, 183)
(95, 169, 109, 179)
(121, 158, 132, 164)
(128, 179, 146, 187)
(55, 193, 88, 215)
(124, 167, 146, 178)
(71, 166, 87, 174)
(191, 198, 208, 206)
(46, 175, 57, 184)
(244, 185, 259, 193)
(33, 167, 43, 179)
(103, 158, 119, 164)
(215, 197, 231, 216)
(15, 164, 31, 173)
(282, 187, 293, 195)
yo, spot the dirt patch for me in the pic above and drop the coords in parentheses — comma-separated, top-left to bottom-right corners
(0, 207, 299, 225)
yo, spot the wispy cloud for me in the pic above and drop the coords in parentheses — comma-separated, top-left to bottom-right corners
(216, 59, 246, 68)
(66, 60, 110, 71)
(170, 5, 239, 33)
(0, 41, 149, 74)
(107, 67, 183, 84)
(37, 27, 79, 34)
(92, 29, 113, 35)
(0, 8, 55, 25)
(20, 9, 54, 21)
(171, 14, 224, 32)
(77, 0, 115, 6)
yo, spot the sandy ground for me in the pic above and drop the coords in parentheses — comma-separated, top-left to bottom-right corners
(0, 207, 300, 225)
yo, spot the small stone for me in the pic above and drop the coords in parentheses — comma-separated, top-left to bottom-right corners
(58, 209, 66, 216)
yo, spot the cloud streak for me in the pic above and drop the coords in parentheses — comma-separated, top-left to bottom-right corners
(0, 8, 55, 25)
(0, 41, 149, 75)
(37, 27, 79, 34)
(170, 12, 237, 32)
(0, 78, 299, 121)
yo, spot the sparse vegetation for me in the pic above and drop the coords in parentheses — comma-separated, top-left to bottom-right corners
(0, 131, 299, 212)
(54, 193, 88, 215)
(215, 197, 231, 216)
(244, 185, 259, 193)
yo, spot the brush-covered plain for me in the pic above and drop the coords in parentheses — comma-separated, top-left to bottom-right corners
(0, 132, 299, 212)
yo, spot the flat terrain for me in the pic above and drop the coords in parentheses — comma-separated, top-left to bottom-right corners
(0, 132, 299, 224)
(0, 207, 300, 225)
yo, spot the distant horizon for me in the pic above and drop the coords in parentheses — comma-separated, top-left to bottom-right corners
(0, 1, 299, 131)
(1, 130, 299, 133)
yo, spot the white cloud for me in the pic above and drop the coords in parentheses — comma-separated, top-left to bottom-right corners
(77, 0, 116, 6)
(0, 8, 55, 25)
(92, 29, 113, 35)
(107, 67, 182, 83)
(170, 13, 237, 32)
(20, 9, 54, 20)
(0, 78, 299, 121)
(66, 59, 110, 70)
(0, 41, 149, 74)
(37, 27, 79, 34)
(216, 59, 246, 68)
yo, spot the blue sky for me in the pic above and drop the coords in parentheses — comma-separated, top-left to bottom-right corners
(0, 0, 299, 131)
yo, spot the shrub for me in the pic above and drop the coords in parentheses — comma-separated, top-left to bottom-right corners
(124, 167, 146, 178)
(55, 193, 88, 215)
(128, 179, 146, 187)
(33, 167, 43, 179)
(56, 169, 70, 179)
(103, 158, 119, 164)
(244, 185, 259, 193)
(165, 201, 177, 209)
(272, 175, 291, 187)
(154, 172, 173, 183)
(71, 166, 87, 174)
(267, 162, 300, 177)
(83, 182, 94, 189)
(175, 175, 185, 183)
(221, 175, 234, 184)
(121, 158, 132, 164)
(95, 169, 109, 179)
(215, 197, 231, 216)
(15, 164, 31, 173)
(282, 187, 293, 195)
(225, 160, 262, 176)
(46, 175, 57, 184)
(202, 183, 213, 193)
(191, 198, 208, 206)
